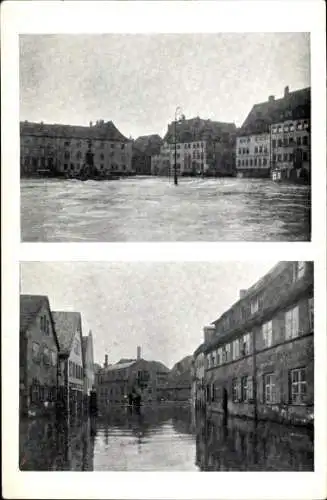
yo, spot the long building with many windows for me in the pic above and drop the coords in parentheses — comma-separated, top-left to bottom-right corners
(236, 86, 310, 181)
(20, 120, 134, 178)
(193, 262, 313, 426)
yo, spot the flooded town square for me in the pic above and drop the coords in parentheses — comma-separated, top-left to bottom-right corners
(20, 405, 314, 472)
(21, 177, 311, 242)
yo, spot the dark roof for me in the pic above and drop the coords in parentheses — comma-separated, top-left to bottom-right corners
(164, 117, 236, 143)
(240, 87, 310, 135)
(20, 295, 50, 333)
(117, 358, 136, 364)
(51, 311, 82, 356)
(20, 120, 130, 143)
(133, 134, 163, 155)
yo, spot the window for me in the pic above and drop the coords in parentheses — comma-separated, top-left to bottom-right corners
(289, 153, 293, 162)
(69, 361, 73, 377)
(250, 159, 253, 166)
(32, 342, 40, 363)
(43, 346, 50, 365)
(290, 368, 306, 404)
(238, 160, 241, 166)
(76, 151, 82, 159)
(277, 154, 282, 162)
(251, 297, 259, 314)
(263, 158, 267, 166)
(242, 376, 250, 402)
(259, 146, 262, 153)
(241, 333, 251, 356)
(76, 141, 82, 148)
(100, 153, 104, 160)
(217, 347, 223, 365)
(264, 373, 276, 403)
(64, 141, 70, 147)
(245, 159, 248, 166)
(293, 261, 306, 281)
(254, 146, 258, 153)
(238, 148, 241, 154)
(64, 164, 68, 170)
(272, 139, 276, 148)
(283, 138, 288, 147)
(308, 297, 314, 331)
(296, 136, 301, 145)
(111, 144, 115, 149)
(262, 320, 273, 348)
(277, 139, 282, 147)
(70, 163, 74, 170)
(258, 158, 262, 166)
(51, 351, 57, 367)
(225, 343, 231, 362)
(64, 151, 70, 160)
(254, 158, 257, 166)
(285, 305, 299, 340)
(303, 151, 308, 161)
(232, 379, 239, 402)
(121, 144, 125, 150)
(232, 339, 240, 360)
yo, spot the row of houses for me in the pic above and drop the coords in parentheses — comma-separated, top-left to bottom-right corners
(20, 295, 95, 418)
(191, 262, 314, 426)
(20, 85, 310, 182)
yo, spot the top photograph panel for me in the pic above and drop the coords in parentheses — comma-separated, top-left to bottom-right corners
(20, 33, 311, 242)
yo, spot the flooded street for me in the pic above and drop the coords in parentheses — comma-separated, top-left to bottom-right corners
(21, 177, 311, 241)
(20, 405, 313, 471)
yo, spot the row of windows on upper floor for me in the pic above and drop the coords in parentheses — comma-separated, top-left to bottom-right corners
(272, 136, 309, 148)
(206, 297, 313, 369)
(22, 137, 127, 149)
(238, 146, 269, 155)
(237, 157, 268, 167)
(163, 142, 205, 151)
(271, 120, 309, 134)
(272, 151, 310, 163)
(206, 367, 308, 405)
(68, 360, 84, 380)
(62, 163, 129, 171)
(210, 262, 308, 334)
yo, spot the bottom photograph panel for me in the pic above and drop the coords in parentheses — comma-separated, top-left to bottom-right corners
(19, 261, 314, 471)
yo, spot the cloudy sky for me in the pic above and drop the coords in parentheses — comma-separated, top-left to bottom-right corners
(19, 33, 310, 138)
(20, 261, 277, 368)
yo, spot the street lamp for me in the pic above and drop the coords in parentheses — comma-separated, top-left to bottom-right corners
(174, 106, 183, 186)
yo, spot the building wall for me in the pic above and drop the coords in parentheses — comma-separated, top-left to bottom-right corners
(202, 262, 313, 425)
(84, 335, 95, 396)
(20, 123, 134, 178)
(236, 134, 270, 178)
(96, 359, 169, 409)
(271, 119, 310, 181)
(67, 329, 84, 416)
(21, 304, 58, 416)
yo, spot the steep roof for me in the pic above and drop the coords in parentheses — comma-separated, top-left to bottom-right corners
(51, 311, 82, 356)
(104, 360, 137, 371)
(240, 87, 310, 135)
(20, 120, 130, 143)
(164, 117, 236, 143)
(133, 134, 163, 155)
(20, 295, 49, 333)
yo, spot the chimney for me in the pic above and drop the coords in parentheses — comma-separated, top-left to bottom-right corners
(104, 354, 108, 368)
(284, 85, 290, 97)
(137, 346, 141, 360)
(239, 289, 247, 299)
(268, 95, 275, 103)
(203, 325, 216, 343)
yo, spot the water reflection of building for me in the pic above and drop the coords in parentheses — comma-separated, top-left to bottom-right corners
(20, 295, 60, 417)
(195, 412, 313, 471)
(82, 330, 95, 396)
(20, 417, 96, 471)
(196, 262, 313, 426)
(96, 347, 170, 409)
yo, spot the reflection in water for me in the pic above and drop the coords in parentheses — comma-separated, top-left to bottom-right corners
(19, 405, 313, 471)
(21, 178, 311, 242)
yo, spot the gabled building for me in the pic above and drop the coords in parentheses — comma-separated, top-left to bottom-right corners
(96, 347, 170, 409)
(200, 262, 313, 426)
(236, 86, 310, 180)
(20, 120, 134, 179)
(20, 295, 60, 416)
(152, 116, 236, 177)
(82, 330, 95, 397)
(52, 311, 84, 418)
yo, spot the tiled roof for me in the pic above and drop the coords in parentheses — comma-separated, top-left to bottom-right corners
(240, 87, 310, 135)
(51, 311, 82, 356)
(20, 294, 50, 333)
(104, 360, 137, 371)
(164, 117, 236, 143)
(20, 120, 130, 142)
(133, 135, 163, 155)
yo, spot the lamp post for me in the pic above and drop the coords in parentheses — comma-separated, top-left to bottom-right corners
(174, 106, 183, 186)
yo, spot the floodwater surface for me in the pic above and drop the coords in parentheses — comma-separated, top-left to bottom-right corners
(21, 177, 311, 241)
(19, 406, 313, 471)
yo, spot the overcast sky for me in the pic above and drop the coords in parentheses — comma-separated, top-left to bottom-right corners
(20, 261, 277, 368)
(19, 33, 310, 139)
